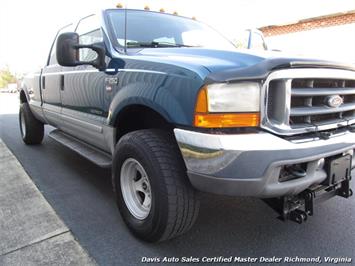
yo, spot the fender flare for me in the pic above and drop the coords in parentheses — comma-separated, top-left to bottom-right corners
(108, 96, 173, 127)
(19, 87, 31, 103)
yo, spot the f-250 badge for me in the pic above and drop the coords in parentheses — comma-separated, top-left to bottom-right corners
(105, 77, 118, 92)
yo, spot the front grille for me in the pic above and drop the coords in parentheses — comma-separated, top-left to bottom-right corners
(264, 69, 355, 135)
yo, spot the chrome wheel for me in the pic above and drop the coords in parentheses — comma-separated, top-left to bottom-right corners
(120, 158, 152, 220)
(20, 110, 26, 138)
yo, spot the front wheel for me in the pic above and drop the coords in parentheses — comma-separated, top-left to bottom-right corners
(112, 129, 200, 242)
(19, 103, 44, 145)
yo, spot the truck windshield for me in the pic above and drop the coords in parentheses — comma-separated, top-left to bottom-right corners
(106, 9, 236, 50)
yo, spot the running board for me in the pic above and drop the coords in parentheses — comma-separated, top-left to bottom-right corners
(49, 129, 112, 168)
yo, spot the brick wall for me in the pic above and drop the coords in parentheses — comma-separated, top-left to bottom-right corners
(260, 11, 355, 37)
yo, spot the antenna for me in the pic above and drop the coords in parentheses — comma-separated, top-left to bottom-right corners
(124, 4, 128, 54)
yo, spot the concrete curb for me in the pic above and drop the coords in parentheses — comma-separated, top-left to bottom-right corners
(0, 139, 96, 265)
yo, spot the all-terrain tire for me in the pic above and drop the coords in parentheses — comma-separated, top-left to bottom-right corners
(19, 103, 44, 145)
(112, 129, 200, 242)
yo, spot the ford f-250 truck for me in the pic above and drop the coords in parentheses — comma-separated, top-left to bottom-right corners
(20, 8, 355, 242)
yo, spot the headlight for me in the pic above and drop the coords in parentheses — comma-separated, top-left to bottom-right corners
(194, 82, 261, 128)
(207, 82, 260, 112)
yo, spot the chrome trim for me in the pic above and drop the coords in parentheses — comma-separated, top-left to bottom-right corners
(174, 127, 355, 177)
(288, 130, 349, 144)
(42, 69, 99, 76)
(292, 87, 355, 96)
(117, 69, 167, 75)
(284, 79, 292, 125)
(174, 128, 355, 197)
(41, 68, 167, 76)
(291, 103, 355, 116)
(61, 113, 103, 133)
(261, 68, 355, 136)
(174, 128, 355, 153)
(105, 68, 117, 72)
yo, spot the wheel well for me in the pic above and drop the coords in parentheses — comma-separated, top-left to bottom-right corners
(115, 105, 173, 142)
(20, 90, 28, 103)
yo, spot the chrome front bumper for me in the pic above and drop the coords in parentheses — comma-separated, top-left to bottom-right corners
(174, 128, 355, 198)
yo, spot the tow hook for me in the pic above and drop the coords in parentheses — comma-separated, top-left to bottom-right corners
(264, 179, 353, 224)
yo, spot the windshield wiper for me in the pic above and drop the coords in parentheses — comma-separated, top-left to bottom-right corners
(126, 41, 197, 48)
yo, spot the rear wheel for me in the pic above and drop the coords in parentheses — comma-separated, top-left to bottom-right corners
(19, 103, 44, 145)
(112, 129, 200, 242)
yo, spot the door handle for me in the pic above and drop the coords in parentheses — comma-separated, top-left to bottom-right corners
(60, 75, 64, 90)
(42, 76, 46, 89)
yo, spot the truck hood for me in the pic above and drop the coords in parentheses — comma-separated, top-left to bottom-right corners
(136, 47, 266, 73)
(135, 47, 355, 82)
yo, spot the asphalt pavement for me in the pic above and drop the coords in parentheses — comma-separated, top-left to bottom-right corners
(0, 93, 354, 266)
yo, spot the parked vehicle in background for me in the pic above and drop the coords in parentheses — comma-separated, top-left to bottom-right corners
(0, 83, 18, 93)
(19, 8, 355, 242)
(233, 29, 268, 51)
(8, 83, 18, 93)
(0, 89, 10, 93)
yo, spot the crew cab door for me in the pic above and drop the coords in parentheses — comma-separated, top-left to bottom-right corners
(41, 24, 74, 127)
(59, 15, 110, 152)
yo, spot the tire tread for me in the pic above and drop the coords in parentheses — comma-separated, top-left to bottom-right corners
(115, 129, 200, 242)
(20, 103, 44, 145)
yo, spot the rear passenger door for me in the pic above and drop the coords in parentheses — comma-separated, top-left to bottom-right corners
(41, 24, 74, 127)
(60, 15, 110, 152)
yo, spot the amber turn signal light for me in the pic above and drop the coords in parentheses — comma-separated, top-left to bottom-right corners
(195, 87, 208, 113)
(194, 113, 260, 128)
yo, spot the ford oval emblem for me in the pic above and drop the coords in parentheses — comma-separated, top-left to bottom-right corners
(326, 95, 343, 108)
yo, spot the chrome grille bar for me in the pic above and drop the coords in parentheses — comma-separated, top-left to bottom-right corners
(292, 87, 355, 96)
(261, 68, 355, 136)
(291, 103, 355, 116)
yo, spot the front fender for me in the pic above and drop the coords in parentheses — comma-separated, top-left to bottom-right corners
(107, 74, 204, 127)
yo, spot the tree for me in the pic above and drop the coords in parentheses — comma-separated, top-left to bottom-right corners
(0, 67, 17, 88)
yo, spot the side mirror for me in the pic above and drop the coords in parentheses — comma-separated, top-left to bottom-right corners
(56, 32, 106, 70)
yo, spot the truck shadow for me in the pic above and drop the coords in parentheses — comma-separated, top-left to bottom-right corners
(1, 113, 354, 265)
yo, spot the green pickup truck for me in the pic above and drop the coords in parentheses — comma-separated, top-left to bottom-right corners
(20, 8, 355, 242)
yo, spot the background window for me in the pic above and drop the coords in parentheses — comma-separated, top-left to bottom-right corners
(76, 15, 103, 61)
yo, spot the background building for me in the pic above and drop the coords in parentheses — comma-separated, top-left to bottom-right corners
(259, 10, 355, 64)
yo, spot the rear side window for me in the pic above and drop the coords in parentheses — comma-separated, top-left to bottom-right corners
(75, 15, 103, 61)
(48, 24, 74, 66)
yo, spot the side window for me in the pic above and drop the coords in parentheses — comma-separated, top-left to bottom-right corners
(48, 24, 74, 66)
(75, 15, 103, 62)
